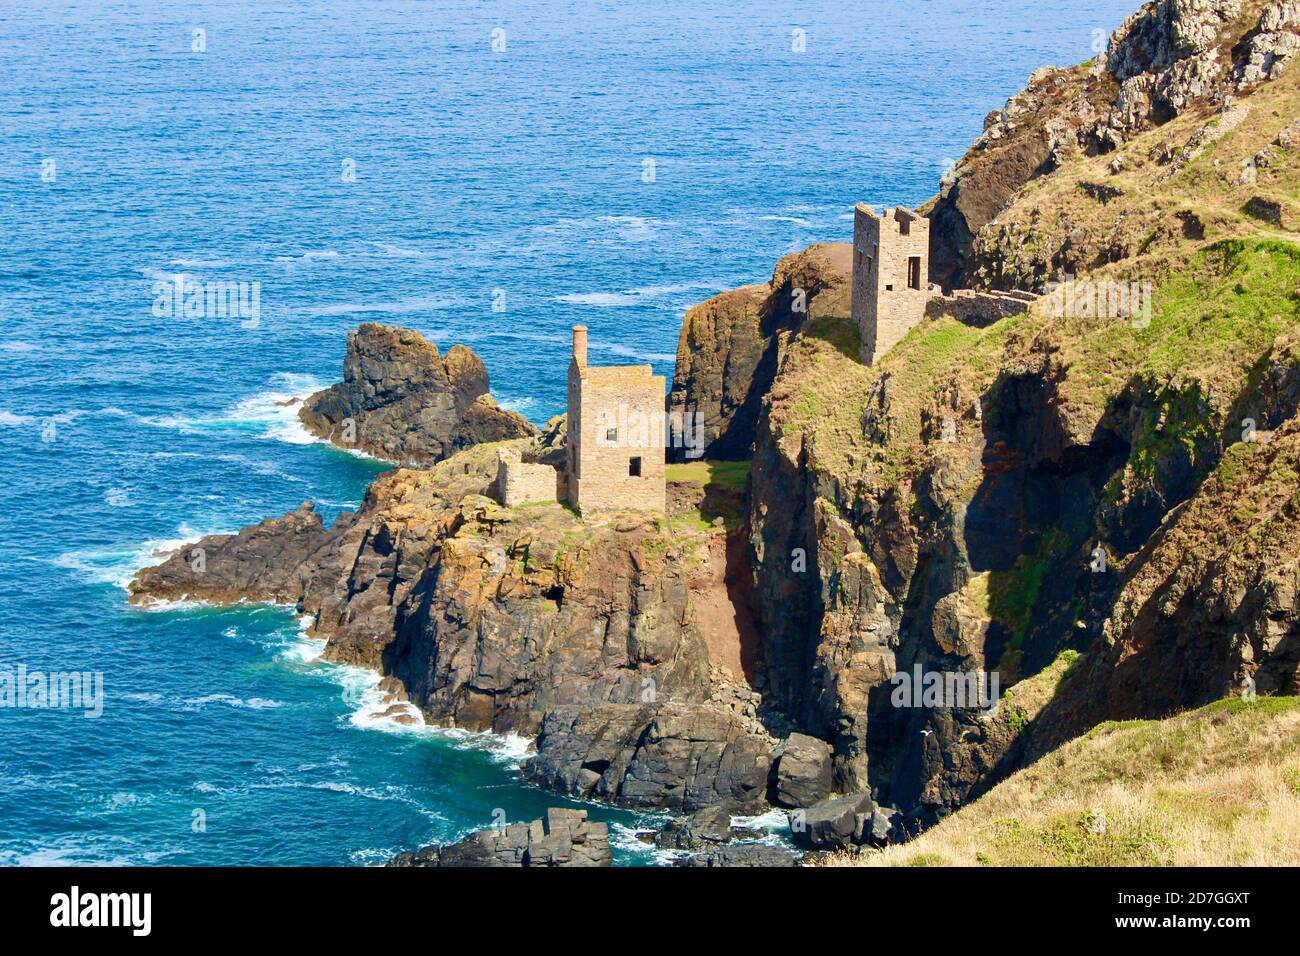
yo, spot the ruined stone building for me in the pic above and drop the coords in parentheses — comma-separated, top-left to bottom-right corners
(564, 325, 666, 513)
(851, 204, 1036, 365)
(852, 204, 932, 365)
(495, 325, 666, 513)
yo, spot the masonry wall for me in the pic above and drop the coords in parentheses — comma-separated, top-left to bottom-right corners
(924, 289, 1036, 328)
(497, 455, 560, 506)
(853, 205, 931, 365)
(569, 368, 666, 513)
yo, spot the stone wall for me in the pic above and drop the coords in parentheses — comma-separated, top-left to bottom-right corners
(924, 288, 1037, 327)
(853, 205, 931, 365)
(569, 365, 666, 513)
(496, 451, 560, 506)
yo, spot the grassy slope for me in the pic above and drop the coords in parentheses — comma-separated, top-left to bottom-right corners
(822, 696, 1300, 866)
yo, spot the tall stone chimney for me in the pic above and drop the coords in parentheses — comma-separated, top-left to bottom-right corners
(572, 325, 588, 367)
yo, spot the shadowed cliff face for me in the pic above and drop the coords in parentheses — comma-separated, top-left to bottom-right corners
(667, 243, 851, 461)
(687, 233, 1300, 830)
(298, 323, 536, 465)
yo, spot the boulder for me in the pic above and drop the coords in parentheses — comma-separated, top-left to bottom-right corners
(770, 732, 834, 808)
(654, 805, 764, 850)
(524, 701, 777, 811)
(298, 323, 535, 465)
(675, 844, 799, 867)
(788, 792, 873, 851)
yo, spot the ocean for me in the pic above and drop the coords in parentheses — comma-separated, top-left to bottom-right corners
(0, 0, 1138, 865)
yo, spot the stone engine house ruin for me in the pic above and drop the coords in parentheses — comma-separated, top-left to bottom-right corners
(496, 325, 666, 514)
(852, 204, 1035, 365)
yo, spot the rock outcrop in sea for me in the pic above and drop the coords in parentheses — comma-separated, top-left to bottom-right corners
(297, 323, 535, 465)
(387, 808, 611, 867)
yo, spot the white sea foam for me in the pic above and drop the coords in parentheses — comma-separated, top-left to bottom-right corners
(555, 291, 642, 307)
(496, 394, 537, 414)
(183, 693, 283, 710)
(139, 266, 200, 284)
(364, 241, 426, 259)
(146, 372, 326, 446)
(601, 343, 676, 363)
(759, 214, 813, 228)
(554, 280, 723, 308)
(169, 257, 229, 268)
(272, 250, 339, 265)
(53, 524, 221, 590)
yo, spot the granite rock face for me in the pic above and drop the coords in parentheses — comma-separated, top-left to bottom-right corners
(387, 808, 611, 867)
(128, 501, 333, 606)
(130, 435, 781, 815)
(789, 792, 874, 851)
(523, 701, 776, 812)
(298, 323, 535, 465)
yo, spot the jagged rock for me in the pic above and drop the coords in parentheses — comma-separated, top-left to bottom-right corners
(298, 323, 535, 464)
(770, 733, 834, 808)
(1236, 0, 1300, 88)
(857, 805, 903, 847)
(667, 244, 851, 460)
(653, 805, 763, 850)
(675, 844, 799, 867)
(928, 0, 1290, 286)
(788, 793, 873, 850)
(128, 501, 332, 605)
(524, 702, 776, 811)
(387, 808, 611, 867)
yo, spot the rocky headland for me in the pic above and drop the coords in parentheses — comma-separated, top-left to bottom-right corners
(131, 0, 1300, 866)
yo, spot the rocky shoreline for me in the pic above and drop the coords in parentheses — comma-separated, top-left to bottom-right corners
(129, 0, 1300, 866)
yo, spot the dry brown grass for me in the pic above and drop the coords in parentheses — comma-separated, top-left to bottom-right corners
(818, 696, 1300, 867)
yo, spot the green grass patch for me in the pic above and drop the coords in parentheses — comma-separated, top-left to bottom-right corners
(664, 459, 751, 490)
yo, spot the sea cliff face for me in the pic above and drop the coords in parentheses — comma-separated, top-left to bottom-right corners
(130, 436, 794, 816)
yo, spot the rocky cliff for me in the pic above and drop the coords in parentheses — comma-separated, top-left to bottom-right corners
(663, 0, 1300, 836)
(130, 0, 1300, 863)
(298, 323, 536, 465)
(927, 0, 1300, 289)
(666, 244, 851, 460)
(129, 441, 806, 818)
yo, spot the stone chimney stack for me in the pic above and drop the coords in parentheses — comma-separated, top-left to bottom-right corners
(572, 325, 588, 367)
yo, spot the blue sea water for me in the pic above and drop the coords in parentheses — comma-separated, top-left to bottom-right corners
(0, 0, 1139, 865)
